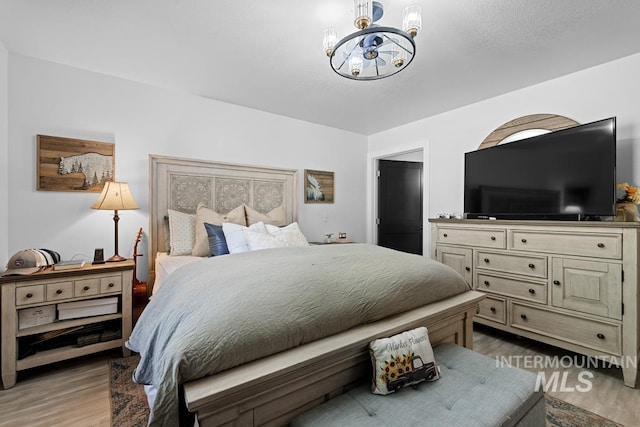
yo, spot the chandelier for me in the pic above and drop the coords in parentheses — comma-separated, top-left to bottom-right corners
(322, 1, 422, 80)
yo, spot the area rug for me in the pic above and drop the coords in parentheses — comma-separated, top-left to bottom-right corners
(109, 356, 622, 427)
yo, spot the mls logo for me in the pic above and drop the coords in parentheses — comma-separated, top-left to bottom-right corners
(535, 371, 594, 392)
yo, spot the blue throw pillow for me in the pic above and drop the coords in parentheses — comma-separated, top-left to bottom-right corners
(204, 222, 230, 256)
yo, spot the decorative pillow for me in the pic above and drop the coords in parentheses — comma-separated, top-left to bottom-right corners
(369, 327, 439, 395)
(244, 204, 287, 226)
(222, 222, 268, 254)
(167, 209, 196, 256)
(245, 226, 309, 251)
(204, 223, 230, 256)
(265, 222, 303, 236)
(192, 204, 246, 256)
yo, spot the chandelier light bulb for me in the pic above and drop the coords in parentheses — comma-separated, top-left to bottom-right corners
(354, 0, 372, 29)
(392, 46, 406, 68)
(402, 4, 422, 37)
(350, 55, 363, 76)
(323, 27, 338, 56)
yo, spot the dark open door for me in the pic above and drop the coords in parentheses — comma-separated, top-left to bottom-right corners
(377, 160, 423, 255)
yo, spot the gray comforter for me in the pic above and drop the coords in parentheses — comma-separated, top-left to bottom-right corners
(126, 243, 468, 426)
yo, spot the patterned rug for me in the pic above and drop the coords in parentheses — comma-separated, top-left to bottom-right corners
(109, 356, 622, 427)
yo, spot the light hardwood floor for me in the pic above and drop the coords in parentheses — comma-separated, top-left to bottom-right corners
(0, 327, 638, 426)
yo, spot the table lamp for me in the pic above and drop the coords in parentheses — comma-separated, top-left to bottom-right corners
(91, 181, 139, 262)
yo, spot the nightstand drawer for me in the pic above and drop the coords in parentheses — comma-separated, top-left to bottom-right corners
(74, 278, 100, 297)
(100, 275, 122, 293)
(46, 281, 73, 301)
(16, 285, 45, 306)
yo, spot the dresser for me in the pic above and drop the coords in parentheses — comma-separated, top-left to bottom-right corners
(429, 219, 640, 387)
(1, 260, 133, 389)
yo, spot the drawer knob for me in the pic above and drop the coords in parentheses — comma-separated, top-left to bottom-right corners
(521, 238, 527, 243)
(56, 289, 63, 295)
(528, 288, 535, 294)
(483, 280, 490, 286)
(597, 333, 605, 340)
(443, 233, 448, 238)
(83, 286, 90, 291)
(484, 258, 490, 263)
(465, 266, 471, 272)
(553, 280, 560, 286)
(490, 307, 496, 312)
(597, 243, 605, 248)
(26, 293, 33, 299)
(108, 282, 115, 288)
(490, 236, 496, 241)
(528, 263, 535, 269)
(520, 314, 527, 320)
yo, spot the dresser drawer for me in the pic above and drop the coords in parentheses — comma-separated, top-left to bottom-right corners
(476, 251, 547, 278)
(511, 302, 621, 355)
(46, 281, 73, 301)
(16, 285, 45, 306)
(477, 296, 506, 324)
(100, 275, 122, 293)
(437, 227, 506, 249)
(510, 230, 622, 259)
(74, 278, 100, 297)
(477, 273, 547, 304)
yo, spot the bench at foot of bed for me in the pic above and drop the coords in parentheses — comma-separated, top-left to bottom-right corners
(291, 343, 545, 427)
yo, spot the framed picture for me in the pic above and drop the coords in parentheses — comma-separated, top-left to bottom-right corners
(37, 135, 115, 192)
(304, 169, 334, 203)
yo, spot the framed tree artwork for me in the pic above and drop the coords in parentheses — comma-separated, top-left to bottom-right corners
(304, 169, 334, 203)
(37, 135, 115, 192)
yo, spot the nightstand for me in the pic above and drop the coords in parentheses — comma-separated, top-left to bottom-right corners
(0, 260, 134, 389)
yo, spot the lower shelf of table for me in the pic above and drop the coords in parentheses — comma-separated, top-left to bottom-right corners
(17, 339, 123, 371)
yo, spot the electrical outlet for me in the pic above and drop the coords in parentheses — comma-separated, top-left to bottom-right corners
(322, 214, 329, 222)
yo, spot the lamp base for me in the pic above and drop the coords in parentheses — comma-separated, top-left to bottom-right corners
(106, 254, 127, 262)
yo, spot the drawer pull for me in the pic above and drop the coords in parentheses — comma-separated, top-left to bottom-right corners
(26, 293, 33, 299)
(108, 282, 115, 288)
(528, 288, 535, 294)
(490, 307, 496, 312)
(490, 236, 496, 241)
(528, 263, 535, 269)
(521, 238, 527, 243)
(597, 333, 605, 340)
(597, 243, 605, 248)
(484, 258, 490, 263)
(83, 286, 90, 291)
(520, 314, 527, 320)
(465, 267, 471, 272)
(483, 280, 490, 286)
(443, 233, 448, 238)
(553, 280, 560, 286)
(56, 289, 63, 295)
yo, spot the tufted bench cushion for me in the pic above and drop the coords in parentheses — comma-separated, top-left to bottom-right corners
(291, 343, 545, 427)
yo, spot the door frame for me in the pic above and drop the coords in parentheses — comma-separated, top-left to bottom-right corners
(366, 142, 430, 254)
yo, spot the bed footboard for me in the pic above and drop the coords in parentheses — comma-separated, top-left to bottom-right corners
(184, 291, 485, 427)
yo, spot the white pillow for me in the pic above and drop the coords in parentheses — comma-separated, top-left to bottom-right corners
(222, 222, 267, 254)
(167, 210, 196, 256)
(265, 222, 303, 236)
(245, 227, 309, 251)
(192, 204, 246, 257)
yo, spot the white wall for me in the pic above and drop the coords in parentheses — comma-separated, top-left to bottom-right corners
(0, 42, 7, 264)
(368, 53, 640, 250)
(6, 54, 367, 280)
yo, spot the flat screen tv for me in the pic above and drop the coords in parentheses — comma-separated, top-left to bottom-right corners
(464, 117, 616, 220)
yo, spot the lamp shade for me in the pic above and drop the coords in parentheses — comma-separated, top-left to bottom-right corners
(91, 182, 138, 211)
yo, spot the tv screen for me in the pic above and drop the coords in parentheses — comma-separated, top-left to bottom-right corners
(464, 117, 616, 220)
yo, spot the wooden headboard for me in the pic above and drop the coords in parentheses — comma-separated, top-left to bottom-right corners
(148, 155, 298, 286)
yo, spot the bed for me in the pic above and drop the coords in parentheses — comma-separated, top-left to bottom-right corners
(131, 155, 485, 426)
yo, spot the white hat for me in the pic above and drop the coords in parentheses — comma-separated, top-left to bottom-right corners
(1, 250, 49, 276)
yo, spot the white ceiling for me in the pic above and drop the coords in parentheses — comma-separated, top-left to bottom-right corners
(1, 0, 640, 135)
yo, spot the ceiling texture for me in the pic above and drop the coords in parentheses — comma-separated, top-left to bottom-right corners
(1, 0, 640, 135)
